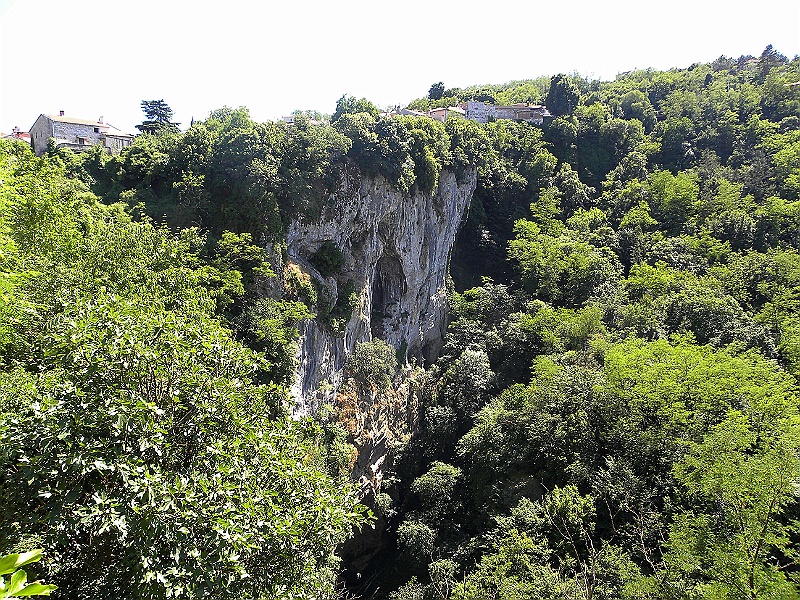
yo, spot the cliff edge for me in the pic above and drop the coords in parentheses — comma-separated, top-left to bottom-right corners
(286, 166, 477, 414)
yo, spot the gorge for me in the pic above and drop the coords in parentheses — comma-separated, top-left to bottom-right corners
(3, 47, 800, 599)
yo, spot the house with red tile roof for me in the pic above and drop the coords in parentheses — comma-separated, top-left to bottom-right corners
(1, 126, 31, 144)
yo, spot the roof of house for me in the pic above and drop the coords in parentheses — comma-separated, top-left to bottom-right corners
(104, 123, 135, 137)
(43, 114, 108, 127)
(37, 114, 134, 137)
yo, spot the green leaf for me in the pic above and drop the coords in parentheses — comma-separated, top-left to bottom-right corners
(0, 551, 42, 576)
(13, 582, 58, 597)
(6, 569, 27, 595)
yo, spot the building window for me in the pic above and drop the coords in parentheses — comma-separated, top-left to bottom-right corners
(77, 137, 86, 145)
(94, 127, 100, 133)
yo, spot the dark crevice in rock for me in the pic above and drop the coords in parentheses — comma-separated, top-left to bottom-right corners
(370, 254, 407, 341)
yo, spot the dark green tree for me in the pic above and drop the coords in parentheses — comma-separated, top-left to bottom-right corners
(428, 82, 445, 101)
(136, 99, 180, 134)
(546, 74, 580, 116)
(331, 95, 380, 123)
(620, 89, 657, 132)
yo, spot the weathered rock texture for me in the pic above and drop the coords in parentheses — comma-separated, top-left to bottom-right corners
(287, 167, 477, 414)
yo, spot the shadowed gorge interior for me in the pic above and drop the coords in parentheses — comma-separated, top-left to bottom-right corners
(370, 254, 406, 340)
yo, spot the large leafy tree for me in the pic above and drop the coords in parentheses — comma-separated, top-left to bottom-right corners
(659, 411, 800, 599)
(331, 94, 380, 123)
(428, 82, 445, 101)
(545, 74, 580, 117)
(136, 99, 181, 135)
(509, 219, 622, 308)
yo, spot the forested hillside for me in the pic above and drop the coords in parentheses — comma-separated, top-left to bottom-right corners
(1, 45, 799, 599)
(0, 139, 369, 598)
(349, 46, 800, 600)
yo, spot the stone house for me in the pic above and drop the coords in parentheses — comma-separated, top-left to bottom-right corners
(461, 100, 492, 123)
(459, 100, 552, 125)
(29, 112, 134, 156)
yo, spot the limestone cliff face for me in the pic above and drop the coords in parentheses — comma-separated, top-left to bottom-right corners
(286, 167, 477, 414)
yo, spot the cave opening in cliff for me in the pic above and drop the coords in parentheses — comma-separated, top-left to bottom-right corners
(370, 255, 406, 340)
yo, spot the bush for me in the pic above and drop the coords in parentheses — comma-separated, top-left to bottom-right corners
(284, 262, 318, 306)
(346, 339, 398, 395)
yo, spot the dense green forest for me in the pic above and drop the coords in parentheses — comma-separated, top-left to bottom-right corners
(1, 44, 799, 599)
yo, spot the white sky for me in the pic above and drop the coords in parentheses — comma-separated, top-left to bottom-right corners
(1, 0, 798, 135)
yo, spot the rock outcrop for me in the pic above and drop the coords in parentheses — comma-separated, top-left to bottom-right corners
(287, 167, 477, 414)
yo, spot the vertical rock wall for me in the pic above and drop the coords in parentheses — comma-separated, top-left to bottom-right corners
(286, 167, 477, 414)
